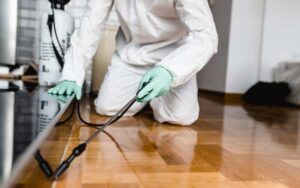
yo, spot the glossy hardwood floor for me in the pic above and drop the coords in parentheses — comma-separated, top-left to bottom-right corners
(14, 92, 300, 188)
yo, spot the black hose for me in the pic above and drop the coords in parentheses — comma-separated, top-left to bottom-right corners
(76, 98, 135, 127)
(76, 82, 147, 128)
(56, 100, 76, 125)
(51, 8, 65, 56)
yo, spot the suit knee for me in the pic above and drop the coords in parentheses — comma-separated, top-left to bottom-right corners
(154, 108, 199, 126)
(94, 98, 144, 117)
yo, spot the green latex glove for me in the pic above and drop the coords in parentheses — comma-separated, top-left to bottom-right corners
(48, 93, 70, 104)
(137, 66, 173, 103)
(48, 81, 82, 100)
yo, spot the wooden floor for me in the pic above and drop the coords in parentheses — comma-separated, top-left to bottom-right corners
(15, 92, 300, 188)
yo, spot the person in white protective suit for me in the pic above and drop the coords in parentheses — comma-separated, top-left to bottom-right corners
(48, 0, 218, 126)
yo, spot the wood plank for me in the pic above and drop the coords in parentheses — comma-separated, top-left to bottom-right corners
(11, 92, 300, 188)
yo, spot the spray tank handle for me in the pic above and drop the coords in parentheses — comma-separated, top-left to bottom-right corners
(49, 0, 71, 9)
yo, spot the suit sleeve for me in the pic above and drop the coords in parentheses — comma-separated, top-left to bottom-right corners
(61, 0, 114, 87)
(157, 0, 218, 87)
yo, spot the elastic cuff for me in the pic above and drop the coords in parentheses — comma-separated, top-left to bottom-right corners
(155, 65, 174, 81)
(60, 74, 84, 88)
(156, 64, 180, 87)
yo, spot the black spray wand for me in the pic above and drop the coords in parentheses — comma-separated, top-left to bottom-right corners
(52, 96, 138, 179)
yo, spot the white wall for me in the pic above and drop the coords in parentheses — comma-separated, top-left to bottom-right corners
(259, 0, 300, 82)
(197, 0, 232, 93)
(225, 0, 266, 93)
(198, 0, 266, 94)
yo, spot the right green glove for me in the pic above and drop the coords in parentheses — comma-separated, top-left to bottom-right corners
(137, 66, 173, 103)
(48, 81, 82, 100)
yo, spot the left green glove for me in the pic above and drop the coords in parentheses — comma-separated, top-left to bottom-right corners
(137, 66, 173, 103)
(48, 81, 82, 100)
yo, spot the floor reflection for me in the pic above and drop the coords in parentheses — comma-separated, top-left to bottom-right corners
(12, 92, 300, 187)
(219, 102, 300, 187)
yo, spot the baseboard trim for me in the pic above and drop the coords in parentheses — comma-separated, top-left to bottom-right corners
(199, 89, 243, 104)
(198, 89, 225, 96)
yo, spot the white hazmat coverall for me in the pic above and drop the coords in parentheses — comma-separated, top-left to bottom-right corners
(61, 0, 218, 125)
